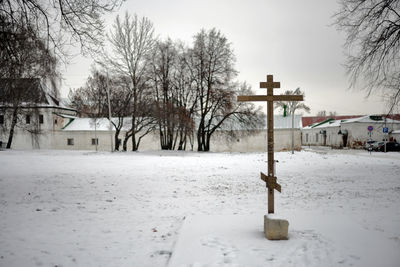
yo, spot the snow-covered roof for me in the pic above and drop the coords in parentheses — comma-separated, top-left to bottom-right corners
(341, 115, 400, 124)
(62, 118, 124, 131)
(55, 113, 77, 119)
(302, 118, 342, 129)
(314, 119, 342, 128)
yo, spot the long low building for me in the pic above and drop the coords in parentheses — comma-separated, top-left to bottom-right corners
(1, 78, 303, 152)
(2, 114, 303, 152)
(302, 115, 400, 148)
(57, 115, 302, 152)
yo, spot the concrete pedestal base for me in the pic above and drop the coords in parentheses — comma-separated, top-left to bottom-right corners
(264, 214, 289, 240)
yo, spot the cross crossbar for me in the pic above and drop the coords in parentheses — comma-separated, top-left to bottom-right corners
(260, 81, 281, 89)
(237, 95, 304, 102)
(261, 172, 281, 192)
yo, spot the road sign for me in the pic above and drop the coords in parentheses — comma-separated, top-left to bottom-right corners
(367, 125, 373, 132)
(383, 127, 389, 133)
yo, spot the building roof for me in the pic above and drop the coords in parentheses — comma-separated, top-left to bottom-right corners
(62, 118, 120, 131)
(0, 78, 75, 111)
(341, 115, 400, 124)
(302, 115, 362, 127)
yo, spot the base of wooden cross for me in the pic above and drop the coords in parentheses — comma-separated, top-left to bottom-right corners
(264, 214, 289, 240)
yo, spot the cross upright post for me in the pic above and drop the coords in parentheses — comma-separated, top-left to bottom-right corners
(262, 75, 280, 213)
(237, 74, 303, 214)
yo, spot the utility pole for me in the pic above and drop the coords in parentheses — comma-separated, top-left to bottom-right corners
(106, 73, 113, 153)
(384, 116, 387, 153)
(291, 110, 294, 154)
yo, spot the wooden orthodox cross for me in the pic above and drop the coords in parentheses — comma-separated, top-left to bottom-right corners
(238, 75, 303, 213)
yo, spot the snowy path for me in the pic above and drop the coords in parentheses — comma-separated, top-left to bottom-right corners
(0, 149, 399, 266)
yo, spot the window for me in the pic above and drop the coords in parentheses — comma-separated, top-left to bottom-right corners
(305, 133, 309, 143)
(0, 115, 3, 124)
(117, 139, 122, 146)
(26, 115, 30, 124)
(54, 119, 58, 125)
(39, 114, 44, 124)
(91, 138, 98, 145)
(316, 133, 319, 142)
(67, 138, 74, 146)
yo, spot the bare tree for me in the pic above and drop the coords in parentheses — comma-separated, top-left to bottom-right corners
(316, 110, 337, 117)
(0, 18, 58, 148)
(101, 12, 156, 151)
(150, 39, 178, 150)
(189, 28, 265, 151)
(334, 0, 400, 112)
(69, 69, 133, 151)
(149, 39, 198, 150)
(0, 0, 122, 149)
(275, 87, 310, 153)
(172, 43, 198, 150)
(1, 0, 123, 58)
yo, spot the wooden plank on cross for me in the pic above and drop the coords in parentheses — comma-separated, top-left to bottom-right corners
(237, 74, 304, 214)
(237, 95, 304, 102)
(260, 172, 281, 192)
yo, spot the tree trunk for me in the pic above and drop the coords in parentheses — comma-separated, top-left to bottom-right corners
(122, 131, 132, 151)
(197, 129, 203, 151)
(6, 107, 19, 149)
(132, 133, 138, 151)
(114, 129, 120, 151)
(204, 133, 211, 152)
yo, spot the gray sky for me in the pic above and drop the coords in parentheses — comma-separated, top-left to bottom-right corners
(62, 0, 388, 116)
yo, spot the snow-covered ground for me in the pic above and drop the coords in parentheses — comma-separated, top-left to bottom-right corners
(0, 148, 399, 266)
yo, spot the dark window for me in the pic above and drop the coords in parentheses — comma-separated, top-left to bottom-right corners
(305, 133, 308, 142)
(39, 114, 44, 124)
(118, 139, 122, 146)
(54, 119, 58, 125)
(316, 133, 319, 142)
(26, 115, 30, 124)
(0, 115, 3, 124)
(91, 138, 98, 145)
(67, 138, 74, 146)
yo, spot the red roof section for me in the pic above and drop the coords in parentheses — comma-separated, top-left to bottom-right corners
(302, 115, 362, 127)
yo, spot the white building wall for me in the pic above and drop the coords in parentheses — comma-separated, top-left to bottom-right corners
(0, 107, 76, 149)
(342, 122, 400, 147)
(53, 130, 160, 151)
(2, 110, 302, 152)
(302, 126, 343, 147)
(211, 129, 302, 152)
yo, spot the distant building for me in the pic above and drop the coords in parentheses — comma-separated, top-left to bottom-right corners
(302, 115, 400, 148)
(58, 115, 303, 152)
(0, 78, 311, 152)
(0, 78, 77, 149)
(211, 115, 303, 152)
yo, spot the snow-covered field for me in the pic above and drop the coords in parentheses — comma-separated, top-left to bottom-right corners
(0, 148, 399, 267)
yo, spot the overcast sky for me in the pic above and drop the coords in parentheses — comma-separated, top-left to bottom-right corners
(62, 0, 388, 116)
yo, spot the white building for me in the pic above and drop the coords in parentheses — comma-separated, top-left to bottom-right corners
(58, 115, 302, 152)
(0, 78, 77, 149)
(302, 115, 400, 148)
(1, 78, 303, 152)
